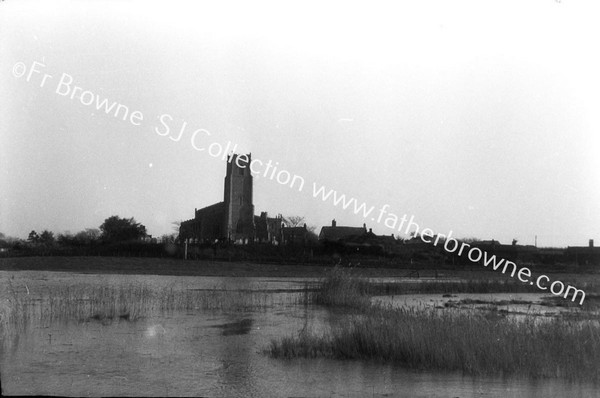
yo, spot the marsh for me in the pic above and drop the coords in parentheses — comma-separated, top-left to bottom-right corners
(1, 265, 599, 397)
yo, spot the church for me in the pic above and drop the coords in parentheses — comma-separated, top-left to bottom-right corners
(179, 153, 284, 244)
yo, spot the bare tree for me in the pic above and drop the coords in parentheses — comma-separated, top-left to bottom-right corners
(75, 228, 100, 243)
(306, 225, 319, 242)
(159, 234, 173, 243)
(171, 220, 182, 232)
(283, 216, 305, 227)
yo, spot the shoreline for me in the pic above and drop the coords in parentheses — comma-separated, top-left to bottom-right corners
(0, 256, 411, 278)
(1, 256, 595, 281)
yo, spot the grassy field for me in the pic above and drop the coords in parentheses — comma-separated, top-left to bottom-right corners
(0, 256, 412, 277)
(269, 267, 600, 382)
(2, 256, 597, 281)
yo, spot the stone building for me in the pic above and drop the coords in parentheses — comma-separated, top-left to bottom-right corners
(179, 153, 283, 244)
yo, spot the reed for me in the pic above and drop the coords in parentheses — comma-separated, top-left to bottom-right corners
(269, 266, 600, 381)
(269, 305, 600, 381)
(0, 282, 298, 340)
(309, 266, 370, 308)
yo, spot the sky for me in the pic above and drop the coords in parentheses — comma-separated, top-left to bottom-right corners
(1, 0, 599, 247)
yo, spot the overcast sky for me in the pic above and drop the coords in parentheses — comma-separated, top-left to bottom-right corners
(1, 0, 599, 247)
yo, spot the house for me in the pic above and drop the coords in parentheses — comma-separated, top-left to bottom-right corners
(282, 224, 309, 245)
(566, 239, 600, 266)
(318, 219, 367, 242)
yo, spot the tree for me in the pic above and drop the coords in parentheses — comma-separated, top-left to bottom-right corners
(99, 216, 147, 243)
(283, 216, 305, 227)
(306, 225, 319, 243)
(57, 232, 75, 246)
(171, 220, 182, 232)
(28, 230, 40, 243)
(160, 233, 177, 244)
(75, 228, 100, 243)
(462, 237, 481, 244)
(39, 230, 55, 245)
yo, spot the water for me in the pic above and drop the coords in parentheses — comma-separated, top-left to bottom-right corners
(1, 271, 599, 397)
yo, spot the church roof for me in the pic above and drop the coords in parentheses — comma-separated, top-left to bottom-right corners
(196, 201, 225, 214)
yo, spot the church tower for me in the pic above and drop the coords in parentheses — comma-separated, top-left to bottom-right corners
(224, 153, 255, 242)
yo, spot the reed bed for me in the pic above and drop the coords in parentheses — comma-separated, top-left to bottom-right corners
(269, 267, 600, 382)
(269, 306, 600, 381)
(310, 266, 370, 308)
(307, 266, 542, 308)
(0, 281, 297, 339)
(310, 266, 600, 297)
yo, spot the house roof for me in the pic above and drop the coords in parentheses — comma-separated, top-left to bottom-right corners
(319, 226, 366, 242)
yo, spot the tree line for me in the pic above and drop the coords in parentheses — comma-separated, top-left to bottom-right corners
(0, 216, 164, 257)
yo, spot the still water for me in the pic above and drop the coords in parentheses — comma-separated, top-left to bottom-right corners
(1, 271, 599, 397)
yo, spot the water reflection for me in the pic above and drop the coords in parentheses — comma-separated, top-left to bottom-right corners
(214, 277, 257, 396)
(144, 324, 167, 338)
(213, 318, 254, 336)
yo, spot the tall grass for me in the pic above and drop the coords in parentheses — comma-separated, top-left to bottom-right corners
(269, 267, 600, 381)
(0, 282, 295, 340)
(269, 306, 600, 381)
(306, 266, 545, 308)
(310, 266, 370, 308)
(310, 266, 600, 297)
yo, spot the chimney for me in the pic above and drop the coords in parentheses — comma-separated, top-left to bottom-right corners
(369, 228, 373, 233)
(590, 239, 594, 248)
(363, 223, 366, 230)
(332, 219, 336, 227)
